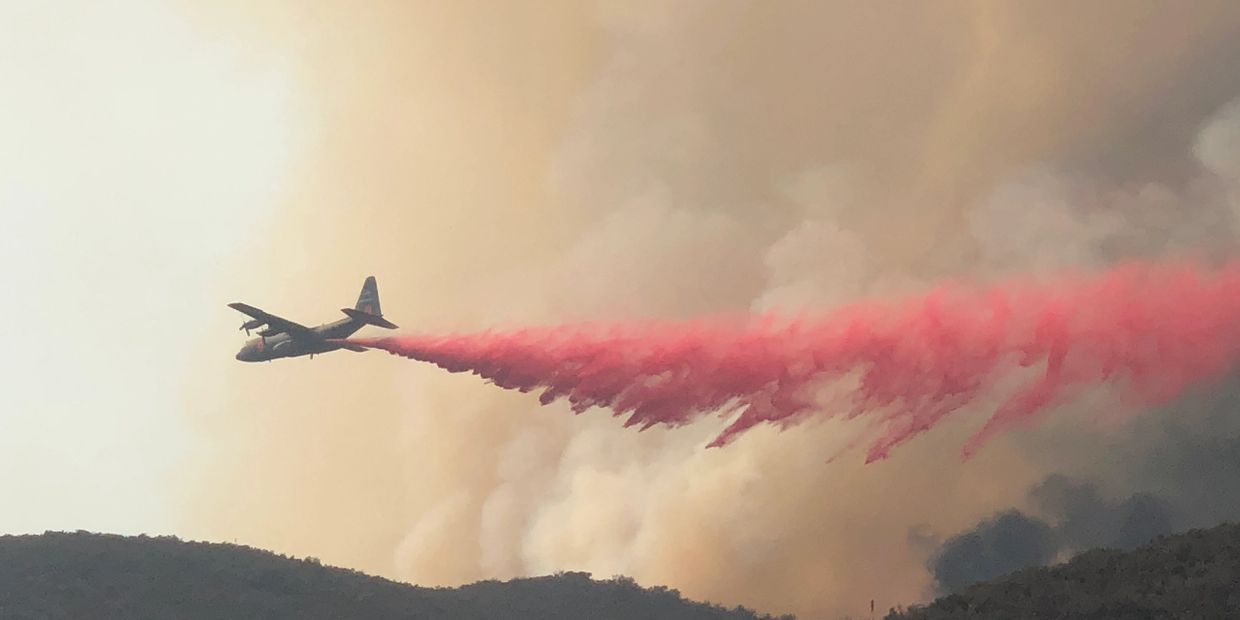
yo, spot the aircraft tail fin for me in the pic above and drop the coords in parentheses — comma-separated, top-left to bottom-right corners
(355, 275, 382, 316)
(342, 276, 398, 329)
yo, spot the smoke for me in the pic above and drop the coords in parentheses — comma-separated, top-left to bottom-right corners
(350, 261, 1240, 463)
(928, 478, 1178, 593)
(182, 3, 1240, 619)
(928, 511, 1058, 594)
(927, 376, 1240, 593)
(1031, 475, 1173, 553)
(929, 476, 1177, 593)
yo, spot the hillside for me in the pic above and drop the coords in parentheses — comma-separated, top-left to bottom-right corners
(887, 522, 1240, 619)
(0, 531, 790, 620)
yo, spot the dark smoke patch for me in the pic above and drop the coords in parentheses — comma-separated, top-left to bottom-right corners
(1122, 382, 1240, 529)
(932, 463, 1210, 592)
(928, 476, 1177, 593)
(927, 377, 1240, 594)
(1031, 475, 1175, 552)
(928, 511, 1057, 594)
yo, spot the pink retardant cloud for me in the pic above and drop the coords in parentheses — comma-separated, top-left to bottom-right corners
(350, 262, 1240, 462)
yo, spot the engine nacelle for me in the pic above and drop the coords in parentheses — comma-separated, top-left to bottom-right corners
(240, 319, 263, 332)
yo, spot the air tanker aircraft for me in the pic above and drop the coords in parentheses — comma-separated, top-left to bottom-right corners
(230, 276, 397, 362)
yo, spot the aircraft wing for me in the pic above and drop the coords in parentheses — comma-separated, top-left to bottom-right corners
(228, 303, 317, 340)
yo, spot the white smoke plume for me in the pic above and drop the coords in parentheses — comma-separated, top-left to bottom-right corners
(183, 3, 1240, 618)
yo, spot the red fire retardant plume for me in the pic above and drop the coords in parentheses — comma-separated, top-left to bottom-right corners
(348, 262, 1240, 462)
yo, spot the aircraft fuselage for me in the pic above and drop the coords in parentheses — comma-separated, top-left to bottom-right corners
(234, 318, 363, 362)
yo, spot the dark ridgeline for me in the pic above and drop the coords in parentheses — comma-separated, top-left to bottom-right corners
(0, 531, 792, 620)
(886, 522, 1240, 620)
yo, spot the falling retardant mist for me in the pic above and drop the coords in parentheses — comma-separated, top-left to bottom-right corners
(345, 261, 1240, 462)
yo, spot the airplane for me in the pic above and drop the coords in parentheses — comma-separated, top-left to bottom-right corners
(230, 276, 397, 362)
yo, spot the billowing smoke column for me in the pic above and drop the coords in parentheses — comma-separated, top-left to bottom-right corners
(350, 262, 1240, 462)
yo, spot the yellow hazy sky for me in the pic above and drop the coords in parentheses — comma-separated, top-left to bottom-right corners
(1, 0, 297, 535)
(6, 2, 1240, 618)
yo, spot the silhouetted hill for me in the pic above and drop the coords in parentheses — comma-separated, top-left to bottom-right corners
(0, 531, 791, 620)
(886, 522, 1240, 620)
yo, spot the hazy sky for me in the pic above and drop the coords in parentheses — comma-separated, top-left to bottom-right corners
(0, 0, 298, 535)
(6, 2, 1240, 618)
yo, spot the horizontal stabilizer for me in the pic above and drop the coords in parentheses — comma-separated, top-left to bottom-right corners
(340, 307, 398, 329)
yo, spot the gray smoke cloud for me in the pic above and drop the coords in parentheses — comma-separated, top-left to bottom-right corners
(928, 373, 1240, 593)
(1032, 476, 1174, 554)
(928, 511, 1058, 594)
(928, 477, 1177, 593)
(184, 3, 1240, 619)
